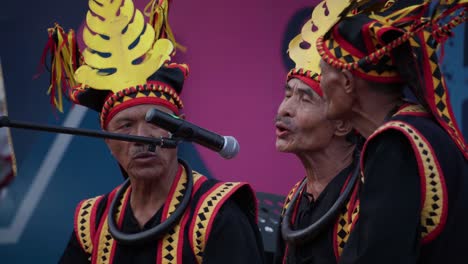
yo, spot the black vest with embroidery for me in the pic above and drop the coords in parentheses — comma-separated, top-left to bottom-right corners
(334, 104, 468, 260)
(73, 165, 257, 264)
(280, 167, 358, 263)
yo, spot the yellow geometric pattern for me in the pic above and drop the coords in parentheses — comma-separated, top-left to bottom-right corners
(191, 182, 242, 263)
(335, 117, 448, 255)
(158, 171, 203, 264)
(395, 104, 427, 115)
(335, 200, 359, 258)
(419, 30, 467, 157)
(76, 195, 102, 255)
(99, 82, 184, 127)
(323, 35, 399, 79)
(281, 179, 304, 217)
(95, 187, 131, 264)
(374, 121, 447, 241)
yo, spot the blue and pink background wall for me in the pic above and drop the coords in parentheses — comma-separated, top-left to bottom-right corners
(0, 0, 467, 262)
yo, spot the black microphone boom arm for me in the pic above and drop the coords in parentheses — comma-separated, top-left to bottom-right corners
(0, 116, 177, 148)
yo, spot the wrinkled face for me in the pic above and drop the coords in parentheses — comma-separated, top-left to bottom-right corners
(105, 104, 178, 180)
(275, 78, 335, 153)
(319, 59, 354, 120)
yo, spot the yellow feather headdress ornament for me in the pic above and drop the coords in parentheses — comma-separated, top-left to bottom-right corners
(41, 0, 189, 128)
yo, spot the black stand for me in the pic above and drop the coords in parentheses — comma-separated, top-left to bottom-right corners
(0, 116, 177, 148)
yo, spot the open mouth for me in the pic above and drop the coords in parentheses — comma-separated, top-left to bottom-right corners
(275, 122, 291, 137)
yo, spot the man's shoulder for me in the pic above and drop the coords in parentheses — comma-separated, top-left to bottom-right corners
(74, 185, 120, 211)
(367, 115, 462, 159)
(73, 186, 121, 229)
(194, 177, 256, 208)
(189, 174, 257, 223)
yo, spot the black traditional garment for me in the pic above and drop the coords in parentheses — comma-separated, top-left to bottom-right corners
(274, 162, 358, 264)
(59, 164, 264, 264)
(337, 104, 468, 264)
(313, 1, 468, 262)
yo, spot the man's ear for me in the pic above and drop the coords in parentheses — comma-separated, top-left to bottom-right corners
(341, 69, 356, 96)
(333, 119, 353, 137)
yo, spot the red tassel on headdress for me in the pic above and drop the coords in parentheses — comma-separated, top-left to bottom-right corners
(144, 0, 186, 52)
(37, 24, 82, 113)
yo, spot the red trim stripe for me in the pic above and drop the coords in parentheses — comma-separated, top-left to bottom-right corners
(421, 139, 448, 243)
(188, 182, 224, 253)
(89, 196, 104, 246)
(282, 179, 306, 263)
(108, 186, 131, 263)
(91, 187, 119, 264)
(362, 124, 427, 211)
(204, 183, 246, 241)
(161, 165, 183, 221)
(156, 165, 183, 264)
(290, 74, 323, 97)
(73, 199, 87, 250)
(362, 121, 448, 244)
(103, 96, 179, 129)
(175, 175, 207, 262)
(332, 25, 366, 58)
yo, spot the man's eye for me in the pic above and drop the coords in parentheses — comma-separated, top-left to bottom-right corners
(119, 123, 132, 129)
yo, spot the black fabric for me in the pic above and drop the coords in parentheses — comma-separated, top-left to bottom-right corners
(147, 65, 185, 95)
(339, 113, 468, 264)
(323, 0, 425, 76)
(274, 163, 355, 264)
(59, 178, 265, 264)
(333, 0, 424, 54)
(71, 88, 112, 112)
(339, 130, 421, 264)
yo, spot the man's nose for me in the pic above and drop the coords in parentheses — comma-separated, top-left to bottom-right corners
(278, 99, 295, 117)
(135, 122, 154, 137)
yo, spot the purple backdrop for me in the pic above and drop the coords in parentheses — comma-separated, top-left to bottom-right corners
(135, 0, 320, 195)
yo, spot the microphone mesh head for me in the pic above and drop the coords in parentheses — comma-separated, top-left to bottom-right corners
(220, 136, 239, 159)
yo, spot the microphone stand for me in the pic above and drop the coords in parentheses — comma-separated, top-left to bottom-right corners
(0, 116, 188, 244)
(0, 116, 178, 148)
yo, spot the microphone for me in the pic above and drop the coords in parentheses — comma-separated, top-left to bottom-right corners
(145, 108, 239, 159)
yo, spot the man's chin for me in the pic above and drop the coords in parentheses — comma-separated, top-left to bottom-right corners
(275, 142, 294, 153)
(126, 164, 164, 180)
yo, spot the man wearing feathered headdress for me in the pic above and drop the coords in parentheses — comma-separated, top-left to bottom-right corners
(314, 0, 468, 262)
(273, 2, 362, 263)
(45, 0, 265, 263)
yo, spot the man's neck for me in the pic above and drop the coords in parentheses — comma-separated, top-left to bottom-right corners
(129, 163, 179, 228)
(298, 141, 355, 201)
(350, 94, 402, 138)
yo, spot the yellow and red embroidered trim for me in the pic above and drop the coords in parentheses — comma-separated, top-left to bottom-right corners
(280, 179, 305, 264)
(156, 169, 206, 264)
(74, 195, 104, 255)
(91, 185, 131, 264)
(281, 179, 304, 217)
(333, 176, 360, 260)
(189, 182, 245, 263)
(395, 104, 430, 117)
(99, 82, 184, 128)
(363, 120, 448, 243)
